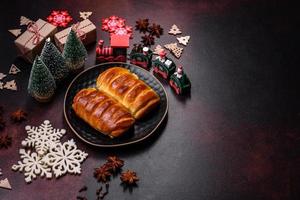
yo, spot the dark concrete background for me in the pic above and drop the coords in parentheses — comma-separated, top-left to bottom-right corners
(1, 0, 300, 199)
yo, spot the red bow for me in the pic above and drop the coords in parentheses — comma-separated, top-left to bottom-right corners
(27, 22, 41, 45)
(72, 23, 86, 40)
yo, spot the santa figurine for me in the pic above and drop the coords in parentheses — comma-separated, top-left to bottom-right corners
(157, 49, 167, 62)
(175, 65, 183, 79)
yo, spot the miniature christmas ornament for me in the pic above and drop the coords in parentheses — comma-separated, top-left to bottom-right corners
(9, 64, 21, 74)
(153, 49, 176, 79)
(0, 135, 12, 149)
(0, 178, 12, 190)
(102, 16, 125, 32)
(177, 36, 190, 46)
(135, 18, 149, 33)
(164, 42, 177, 51)
(168, 24, 182, 35)
(62, 29, 88, 72)
(148, 23, 163, 38)
(153, 44, 164, 55)
(8, 29, 22, 37)
(10, 109, 27, 123)
(79, 11, 92, 20)
(15, 19, 58, 63)
(170, 65, 191, 95)
(130, 44, 153, 70)
(4, 80, 17, 91)
(22, 120, 66, 156)
(141, 34, 155, 46)
(40, 38, 68, 82)
(20, 16, 32, 26)
(0, 73, 6, 80)
(42, 139, 88, 178)
(54, 19, 97, 51)
(171, 45, 184, 58)
(47, 10, 72, 27)
(28, 56, 56, 102)
(120, 170, 139, 185)
(12, 149, 52, 183)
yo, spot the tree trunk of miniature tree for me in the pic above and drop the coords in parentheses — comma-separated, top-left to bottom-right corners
(62, 29, 87, 72)
(28, 56, 56, 102)
(40, 38, 69, 83)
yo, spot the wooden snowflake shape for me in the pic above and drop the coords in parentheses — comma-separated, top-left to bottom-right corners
(42, 139, 88, 178)
(0, 73, 6, 80)
(20, 16, 32, 26)
(9, 64, 21, 74)
(168, 24, 182, 35)
(12, 149, 52, 183)
(3, 80, 17, 91)
(79, 11, 92, 20)
(22, 120, 66, 156)
(177, 36, 190, 46)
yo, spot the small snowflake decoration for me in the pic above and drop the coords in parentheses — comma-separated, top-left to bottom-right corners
(12, 149, 52, 183)
(22, 120, 66, 156)
(42, 139, 88, 178)
(113, 26, 133, 38)
(47, 10, 72, 27)
(102, 16, 125, 32)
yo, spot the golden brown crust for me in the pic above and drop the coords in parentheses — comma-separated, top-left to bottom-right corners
(72, 88, 135, 138)
(96, 67, 160, 119)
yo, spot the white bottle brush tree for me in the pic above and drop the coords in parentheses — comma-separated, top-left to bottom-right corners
(27, 56, 56, 102)
(40, 38, 69, 83)
(62, 29, 87, 72)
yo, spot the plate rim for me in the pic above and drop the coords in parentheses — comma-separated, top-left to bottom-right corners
(63, 62, 169, 147)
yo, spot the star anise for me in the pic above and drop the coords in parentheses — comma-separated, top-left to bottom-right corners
(135, 18, 149, 33)
(149, 23, 163, 38)
(0, 135, 12, 149)
(106, 156, 124, 172)
(10, 109, 27, 123)
(141, 34, 155, 47)
(120, 170, 139, 185)
(94, 164, 112, 183)
(0, 117, 5, 131)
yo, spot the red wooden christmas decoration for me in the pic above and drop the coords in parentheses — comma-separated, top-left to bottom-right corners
(47, 10, 72, 27)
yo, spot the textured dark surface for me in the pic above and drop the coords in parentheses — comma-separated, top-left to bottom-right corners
(65, 63, 168, 147)
(0, 0, 300, 200)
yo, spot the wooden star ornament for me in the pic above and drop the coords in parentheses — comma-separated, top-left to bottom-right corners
(79, 11, 92, 20)
(177, 36, 190, 46)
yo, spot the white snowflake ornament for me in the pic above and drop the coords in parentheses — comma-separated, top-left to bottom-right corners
(22, 120, 66, 156)
(12, 149, 52, 183)
(42, 139, 88, 178)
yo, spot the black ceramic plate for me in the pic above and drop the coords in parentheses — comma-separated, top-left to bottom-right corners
(64, 62, 168, 147)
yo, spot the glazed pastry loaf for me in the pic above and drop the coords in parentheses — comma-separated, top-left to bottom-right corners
(72, 88, 135, 138)
(96, 67, 160, 119)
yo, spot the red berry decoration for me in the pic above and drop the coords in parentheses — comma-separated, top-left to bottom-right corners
(102, 16, 125, 33)
(47, 10, 72, 27)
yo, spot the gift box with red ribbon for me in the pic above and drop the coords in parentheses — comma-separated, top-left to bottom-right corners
(54, 19, 96, 51)
(14, 19, 57, 63)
